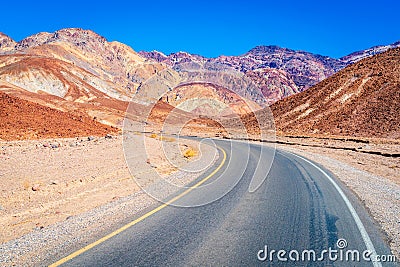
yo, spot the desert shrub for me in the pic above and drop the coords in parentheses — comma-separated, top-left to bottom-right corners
(183, 147, 197, 159)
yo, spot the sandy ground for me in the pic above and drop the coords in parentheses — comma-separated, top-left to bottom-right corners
(0, 133, 203, 244)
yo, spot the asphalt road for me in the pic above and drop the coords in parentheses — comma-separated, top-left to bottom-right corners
(52, 139, 395, 266)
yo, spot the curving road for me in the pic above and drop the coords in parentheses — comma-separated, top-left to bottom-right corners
(50, 139, 395, 266)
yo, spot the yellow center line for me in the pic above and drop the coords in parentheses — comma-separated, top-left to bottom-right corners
(49, 146, 227, 267)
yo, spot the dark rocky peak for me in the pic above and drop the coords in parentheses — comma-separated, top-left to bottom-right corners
(15, 32, 52, 49)
(139, 50, 168, 62)
(0, 32, 16, 51)
(15, 28, 108, 50)
(51, 28, 107, 45)
(246, 45, 294, 55)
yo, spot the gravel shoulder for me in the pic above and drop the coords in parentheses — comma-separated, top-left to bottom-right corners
(0, 134, 218, 266)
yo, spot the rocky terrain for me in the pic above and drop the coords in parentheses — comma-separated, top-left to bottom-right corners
(0, 28, 398, 143)
(0, 28, 398, 138)
(161, 82, 260, 117)
(0, 29, 251, 131)
(141, 41, 400, 106)
(140, 46, 345, 105)
(0, 29, 168, 128)
(244, 68, 300, 105)
(269, 47, 400, 139)
(2, 28, 164, 94)
(0, 33, 16, 52)
(0, 91, 117, 140)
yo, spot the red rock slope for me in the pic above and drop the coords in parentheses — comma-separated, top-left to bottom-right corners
(0, 92, 117, 140)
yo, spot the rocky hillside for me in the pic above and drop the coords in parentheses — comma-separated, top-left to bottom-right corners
(0, 29, 227, 139)
(140, 46, 346, 105)
(0, 91, 117, 140)
(1, 28, 166, 97)
(160, 82, 260, 117)
(141, 41, 400, 106)
(244, 68, 299, 105)
(1, 28, 398, 140)
(0, 28, 169, 127)
(0, 33, 16, 52)
(269, 47, 400, 139)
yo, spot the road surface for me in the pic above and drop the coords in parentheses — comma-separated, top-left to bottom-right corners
(50, 139, 395, 266)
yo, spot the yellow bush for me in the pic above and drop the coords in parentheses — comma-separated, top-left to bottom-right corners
(183, 147, 197, 159)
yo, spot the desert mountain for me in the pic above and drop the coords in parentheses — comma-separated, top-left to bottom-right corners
(1, 28, 166, 97)
(0, 30, 231, 137)
(268, 47, 400, 139)
(0, 28, 169, 127)
(141, 41, 400, 106)
(140, 46, 346, 105)
(1, 28, 398, 140)
(0, 29, 227, 137)
(0, 33, 16, 52)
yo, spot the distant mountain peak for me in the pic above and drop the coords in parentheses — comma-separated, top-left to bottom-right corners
(15, 32, 52, 49)
(0, 32, 14, 41)
(14, 28, 108, 50)
(340, 40, 400, 64)
(52, 28, 107, 43)
(139, 50, 168, 62)
(247, 45, 282, 54)
(246, 45, 293, 55)
(0, 32, 16, 51)
(151, 50, 167, 57)
(2, 27, 398, 114)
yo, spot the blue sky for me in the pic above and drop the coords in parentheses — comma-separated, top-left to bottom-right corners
(1, 0, 399, 58)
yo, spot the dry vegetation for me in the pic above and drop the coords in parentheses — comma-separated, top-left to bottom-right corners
(183, 147, 198, 159)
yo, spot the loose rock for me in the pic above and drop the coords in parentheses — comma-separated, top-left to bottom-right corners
(50, 143, 59, 149)
(32, 184, 40, 191)
(69, 142, 79, 147)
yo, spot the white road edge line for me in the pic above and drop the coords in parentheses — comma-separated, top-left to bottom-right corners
(285, 151, 382, 267)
